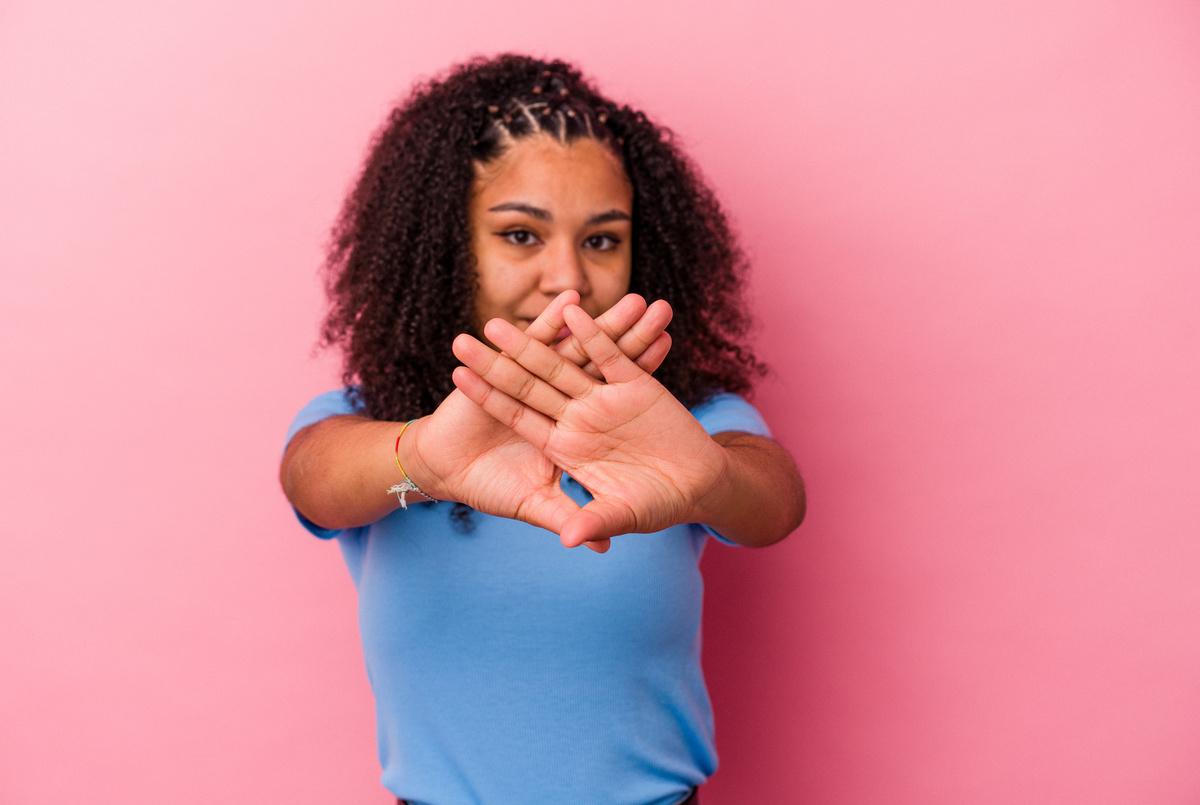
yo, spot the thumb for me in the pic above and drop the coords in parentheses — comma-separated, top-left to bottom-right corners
(519, 489, 584, 537)
(559, 497, 636, 549)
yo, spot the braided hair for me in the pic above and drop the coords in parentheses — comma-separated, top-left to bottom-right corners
(322, 53, 762, 422)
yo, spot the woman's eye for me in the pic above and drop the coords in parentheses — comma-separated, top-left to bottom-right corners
(585, 234, 620, 251)
(501, 230, 538, 246)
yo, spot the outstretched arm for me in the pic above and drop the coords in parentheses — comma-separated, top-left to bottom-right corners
(451, 304, 805, 548)
(280, 292, 672, 540)
(690, 431, 805, 548)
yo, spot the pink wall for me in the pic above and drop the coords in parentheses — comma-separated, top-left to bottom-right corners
(2, 1, 1197, 803)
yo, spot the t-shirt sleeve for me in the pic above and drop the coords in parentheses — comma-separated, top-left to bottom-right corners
(689, 392, 774, 546)
(283, 389, 361, 540)
(690, 392, 772, 440)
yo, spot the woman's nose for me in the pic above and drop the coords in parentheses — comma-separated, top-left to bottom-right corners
(538, 244, 591, 296)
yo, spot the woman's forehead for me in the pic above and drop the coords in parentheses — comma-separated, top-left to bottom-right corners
(471, 134, 631, 208)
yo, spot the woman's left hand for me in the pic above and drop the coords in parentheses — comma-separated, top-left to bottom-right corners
(452, 304, 734, 549)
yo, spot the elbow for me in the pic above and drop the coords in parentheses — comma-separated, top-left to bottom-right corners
(736, 485, 805, 548)
(279, 429, 334, 529)
(785, 477, 806, 537)
(760, 466, 806, 547)
(279, 436, 308, 511)
(281, 459, 343, 531)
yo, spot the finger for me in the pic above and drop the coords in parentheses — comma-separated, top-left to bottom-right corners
(634, 332, 672, 375)
(582, 537, 611, 553)
(562, 305, 642, 385)
(557, 293, 645, 378)
(524, 290, 581, 347)
(453, 333, 572, 419)
(560, 498, 635, 547)
(592, 293, 648, 341)
(620, 298, 673, 356)
(518, 489, 584, 537)
(581, 299, 673, 378)
(451, 366, 555, 451)
(483, 318, 596, 400)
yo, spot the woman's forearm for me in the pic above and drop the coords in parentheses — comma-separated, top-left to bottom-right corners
(693, 432, 806, 547)
(280, 415, 428, 530)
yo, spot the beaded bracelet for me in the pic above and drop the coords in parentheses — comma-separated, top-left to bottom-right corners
(386, 419, 439, 509)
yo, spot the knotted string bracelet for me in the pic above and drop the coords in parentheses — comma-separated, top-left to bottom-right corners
(386, 419, 439, 509)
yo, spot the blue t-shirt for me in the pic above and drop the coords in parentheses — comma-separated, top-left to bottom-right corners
(285, 390, 771, 805)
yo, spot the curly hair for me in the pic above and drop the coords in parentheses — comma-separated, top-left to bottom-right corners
(322, 53, 762, 422)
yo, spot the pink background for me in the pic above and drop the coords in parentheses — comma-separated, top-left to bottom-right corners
(3, 1, 1198, 803)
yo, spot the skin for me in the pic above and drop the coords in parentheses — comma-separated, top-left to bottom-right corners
(469, 134, 634, 344)
(281, 133, 805, 551)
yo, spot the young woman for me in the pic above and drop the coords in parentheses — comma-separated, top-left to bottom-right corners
(281, 54, 805, 805)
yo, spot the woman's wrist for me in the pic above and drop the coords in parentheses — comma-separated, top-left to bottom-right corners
(396, 416, 445, 504)
(686, 440, 737, 533)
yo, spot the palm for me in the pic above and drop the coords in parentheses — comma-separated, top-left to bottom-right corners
(452, 304, 727, 547)
(535, 373, 725, 538)
(419, 388, 572, 531)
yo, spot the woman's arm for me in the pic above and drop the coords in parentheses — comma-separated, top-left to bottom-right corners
(280, 414, 410, 531)
(693, 431, 805, 547)
(280, 292, 673, 535)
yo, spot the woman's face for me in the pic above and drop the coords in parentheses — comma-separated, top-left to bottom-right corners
(469, 133, 633, 340)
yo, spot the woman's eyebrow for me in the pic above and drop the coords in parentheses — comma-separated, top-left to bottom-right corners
(586, 210, 632, 226)
(488, 202, 550, 220)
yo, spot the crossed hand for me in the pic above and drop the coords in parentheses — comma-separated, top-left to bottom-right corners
(409, 291, 730, 553)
